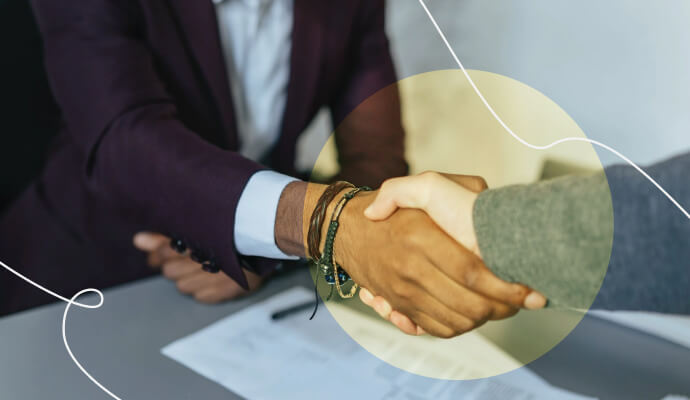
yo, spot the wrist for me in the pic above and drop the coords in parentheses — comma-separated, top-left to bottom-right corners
(274, 181, 353, 259)
(466, 192, 481, 257)
(330, 190, 376, 277)
(274, 181, 320, 258)
(313, 185, 361, 259)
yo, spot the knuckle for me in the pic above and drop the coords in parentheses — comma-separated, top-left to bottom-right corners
(419, 170, 439, 181)
(437, 327, 457, 339)
(194, 293, 209, 303)
(401, 228, 427, 249)
(494, 305, 519, 320)
(418, 170, 441, 192)
(197, 292, 220, 304)
(380, 178, 395, 192)
(472, 175, 489, 191)
(396, 261, 416, 281)
(390, 282, 413, 302)
(462, 263, 481, 289)
(147, 254, 160, 267)
(162, 266, 176, 279)
(415, 264, 431, 282)
(452, 319, 475, 335)
(510, 285, 530, 304)
(390, 284, 408, 300)
(176, 280, 192, 294)
(468, 303, 492, 323)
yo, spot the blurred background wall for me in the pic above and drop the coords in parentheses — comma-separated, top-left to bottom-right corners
(298, 0, 690, 171)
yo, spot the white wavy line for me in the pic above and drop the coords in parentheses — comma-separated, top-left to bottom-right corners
(0, 260, 120, 400)
(0, 4, 687, 400)
(418, 0, 690, 220)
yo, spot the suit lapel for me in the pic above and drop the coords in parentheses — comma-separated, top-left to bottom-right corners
(168, 0, 239, 149)
(274, 0, 325, 172)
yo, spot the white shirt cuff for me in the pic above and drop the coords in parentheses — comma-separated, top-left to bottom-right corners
(234, 170, 300, 259)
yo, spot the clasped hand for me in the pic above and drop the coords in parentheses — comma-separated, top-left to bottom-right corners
(349, 172, 546, 337)
(131, 172, 546, 339)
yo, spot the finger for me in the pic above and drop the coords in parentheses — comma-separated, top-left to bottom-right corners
(365, 172, 444, 221)
(176, 272, 219, 295)
(429, 236, 531, 308)
(161, 258, 201, 280)
(524, 291, 548, 310)
(244, 269, 264, 291)
(470, 269, 534, 309)
(409, 310, 474, 339)
(488, 300, 520, 320)
(133, 232, 169, 251)
(418, 264, 518, 324)
(359, 287, 376, 307)
(370, 296, 393, 320)
(389, 310, 421, 336)
(147, 245, 185, 268)
(440, 174, 488, 193)
(397, 286, 479, 338)
(364, 177, 410, 220)
(194, 288, 226, 304)
(365, 294, 422, 336)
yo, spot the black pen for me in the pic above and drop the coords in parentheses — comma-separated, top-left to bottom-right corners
(271, 300, 318, 320)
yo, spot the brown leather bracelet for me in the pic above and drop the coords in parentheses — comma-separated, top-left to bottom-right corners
(307, 181, 354, 261)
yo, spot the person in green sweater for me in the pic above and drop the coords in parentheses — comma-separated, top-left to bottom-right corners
(360, 152, 690, 335)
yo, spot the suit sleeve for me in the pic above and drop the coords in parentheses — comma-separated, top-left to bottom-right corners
(30, 0, 262, 288)
(329, 0, 408, 188)
(473, 152, 690, 314)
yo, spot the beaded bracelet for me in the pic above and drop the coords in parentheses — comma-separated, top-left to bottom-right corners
(316, 186, 372, 299)
(307, 181, 354, 261)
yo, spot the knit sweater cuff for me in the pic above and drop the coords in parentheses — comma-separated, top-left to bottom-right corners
(472, 172, 613, 309)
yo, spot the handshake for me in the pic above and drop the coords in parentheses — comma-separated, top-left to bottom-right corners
(134, 172, 546, 339)
(307, 172, 546, 338)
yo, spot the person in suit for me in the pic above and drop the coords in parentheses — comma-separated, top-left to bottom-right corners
(0, 0, 544, 337)
(0, 0, 397, 312)
(357, 153, 690, 335)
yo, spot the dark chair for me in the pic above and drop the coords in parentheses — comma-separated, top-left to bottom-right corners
(0, 0, 59, 213)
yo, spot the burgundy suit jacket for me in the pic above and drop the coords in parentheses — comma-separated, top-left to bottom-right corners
(0, 0, 406, 314)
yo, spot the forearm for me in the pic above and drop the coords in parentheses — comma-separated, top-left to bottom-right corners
(94, 105, 263, 287)
(593, 153, 690, 313)
(473, 172, 614, 310)
(274, 181, 331, 258)
(474, 153, 690, 314)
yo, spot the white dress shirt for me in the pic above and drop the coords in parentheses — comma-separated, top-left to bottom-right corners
(214, 0, 298, 260)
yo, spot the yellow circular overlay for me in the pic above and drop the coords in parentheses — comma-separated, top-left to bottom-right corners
(310, 69, 613, 380)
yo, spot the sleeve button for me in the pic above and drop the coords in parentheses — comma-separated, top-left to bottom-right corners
(190, 249, 207, 263)
(170, 238, 187, 253)
(202, 260, 220, 274)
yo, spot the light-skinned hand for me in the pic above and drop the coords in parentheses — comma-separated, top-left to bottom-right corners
(360, 172, 547, 335)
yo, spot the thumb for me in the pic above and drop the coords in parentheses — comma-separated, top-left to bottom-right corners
(364, 190, 399, 220)
(133, 231, 170, 251)
(364, 177, 426, 220)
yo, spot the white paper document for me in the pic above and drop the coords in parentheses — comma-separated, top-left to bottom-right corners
(162, 287, 595, 400)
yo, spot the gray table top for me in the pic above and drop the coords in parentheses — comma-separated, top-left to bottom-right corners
(0, 269, 688, 400)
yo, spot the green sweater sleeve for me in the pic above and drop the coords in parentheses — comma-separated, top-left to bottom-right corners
(472, 172, 614, 310)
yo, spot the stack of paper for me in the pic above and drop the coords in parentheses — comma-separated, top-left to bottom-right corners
(163, 287, 595, 400)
